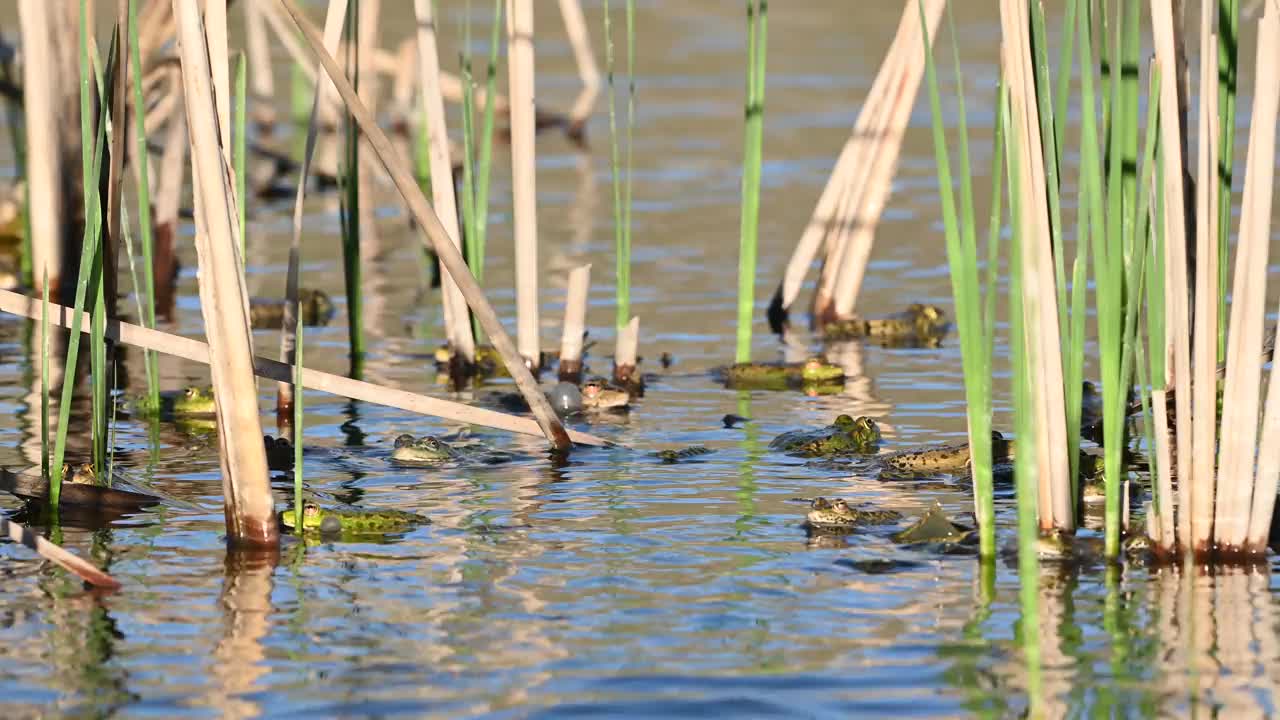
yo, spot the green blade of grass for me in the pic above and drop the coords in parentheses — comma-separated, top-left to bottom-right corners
(293, 313, 305, 532)
(1216, 0, 1239, 363)
(128, 0, 160, 412)
(735, 1, 766, 364)
(921, 0, 994, 556)
(41, 271, 49, 480)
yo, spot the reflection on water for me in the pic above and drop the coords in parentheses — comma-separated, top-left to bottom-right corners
(1, 1, 1280, 717)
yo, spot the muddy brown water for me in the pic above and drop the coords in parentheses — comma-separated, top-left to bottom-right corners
(1, 3, 1279, 717)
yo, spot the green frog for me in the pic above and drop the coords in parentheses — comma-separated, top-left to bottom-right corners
(390, 434, 461, 463)
(824, 303, 950, 343)
(805, 497, 902, 532)
(280, 502, 428, 535)
(389, 434, 515, 465)
(249, 288, 336, 330)
(878, 431, 1014, 474)
(769, 414, 882, 457)
(721, 356, 845, 390)
(126, 386, 217, 417)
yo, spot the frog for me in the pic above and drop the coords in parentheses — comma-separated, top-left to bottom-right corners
(279, 502, 428, 535)
(580, 377, 631, 410)
(720, 356, 845, 391)
(823, 303, 950, 344)
(877, 431, 1014, 474)
(125, 386, 217, 418)
(769, 414, 882, 457)
(389, 434, 515, 465)
(63, 463, 102, 486)
(804, 497, 902, 532)
(654, 446, 714, 463)
(249, 288, 336, 330)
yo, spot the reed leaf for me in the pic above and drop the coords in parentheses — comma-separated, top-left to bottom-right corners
(735, 0, 767, 365)
(920, 0, 994, 556)
(128, 0, 159, 413)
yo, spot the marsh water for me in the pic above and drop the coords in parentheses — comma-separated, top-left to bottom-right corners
(3, 2, 1280, 717)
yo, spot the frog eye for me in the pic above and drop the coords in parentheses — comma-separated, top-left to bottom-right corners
(812, 497, 829, 509)
(303, 503, 320, 518)
(185, 387, 198, 398)
(832, 499, 851, 512)
(393, 434, 415, 448)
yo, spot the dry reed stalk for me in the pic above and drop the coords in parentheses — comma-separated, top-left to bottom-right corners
(413, 0, 475, 363)
(358, 0, 382, 114)
(803, 4, 914, 324)
(152, 111, 185, 319)
(278, 0, 349, 414)
(277, 0, 573, 450)
(0, 287, 611, 447)
(1238, 3, 1280, 551)
(613, 316, 639, 384)
(203, 0, 231, 152)
(507, 0, 541, 368)
(1000, 0, 1071, 531)
(1153, 389, 1176, 550)
(1193, 10, 1222, 550)
(173, 0, 275, 545)
(243, 0, 276, 129)
(1151, 0, 1195, 550)
(829, 0, 943, 319)
(558, 0, 601, 137)
(18, 0, 64, 294)
(558, 264, 591, 382)
(138, 0, 173, 65)
(1, 515, 120, 589)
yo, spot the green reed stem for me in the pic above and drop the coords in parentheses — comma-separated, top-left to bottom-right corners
(293, 315, 305, 532)
(235, 51, 248, 260)
(340, 1, 363, 375)
(128, 0, 159, 413)
(40, 272, 49, 480)
(921, 0, 995, 556)
(474, 0, 503, 290)
(735, 1, 766, 364)
(1216, 0, 1238, 363)
(413, 106, 431, 192)
(605, 0, 629, 331)
(53, 0, 109, 499)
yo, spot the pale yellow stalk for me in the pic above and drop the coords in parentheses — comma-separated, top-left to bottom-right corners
(414, 0, 475, 362)
(1242, 3, 1280, 551)
(507, 0, 541, 367)
(1151, 0, 1195, 550)
(173, 0, 275, 545)
(559, 264, 592, 369)
(17, 0, 63, 293)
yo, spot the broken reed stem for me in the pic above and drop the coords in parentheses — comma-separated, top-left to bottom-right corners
(17, 0, 64, 294)
(2, 515, 120, 589)
(559, 264, 591, 381)
(735, 0, 766, 364)
(559, 0, 601, 135)
(771, 1, 915, 326)
(1152, 389, 1176, 550)
(277, 0, 572, 450)
(413, 0, 474, 363)
(172, 0, 275, 546)
(828, 0, 939, 320)
(614, 316, 639, 383)
(0, 287, 609, 447)
(507, 0, 541, 368)
(1150, 0, 1194, 550)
